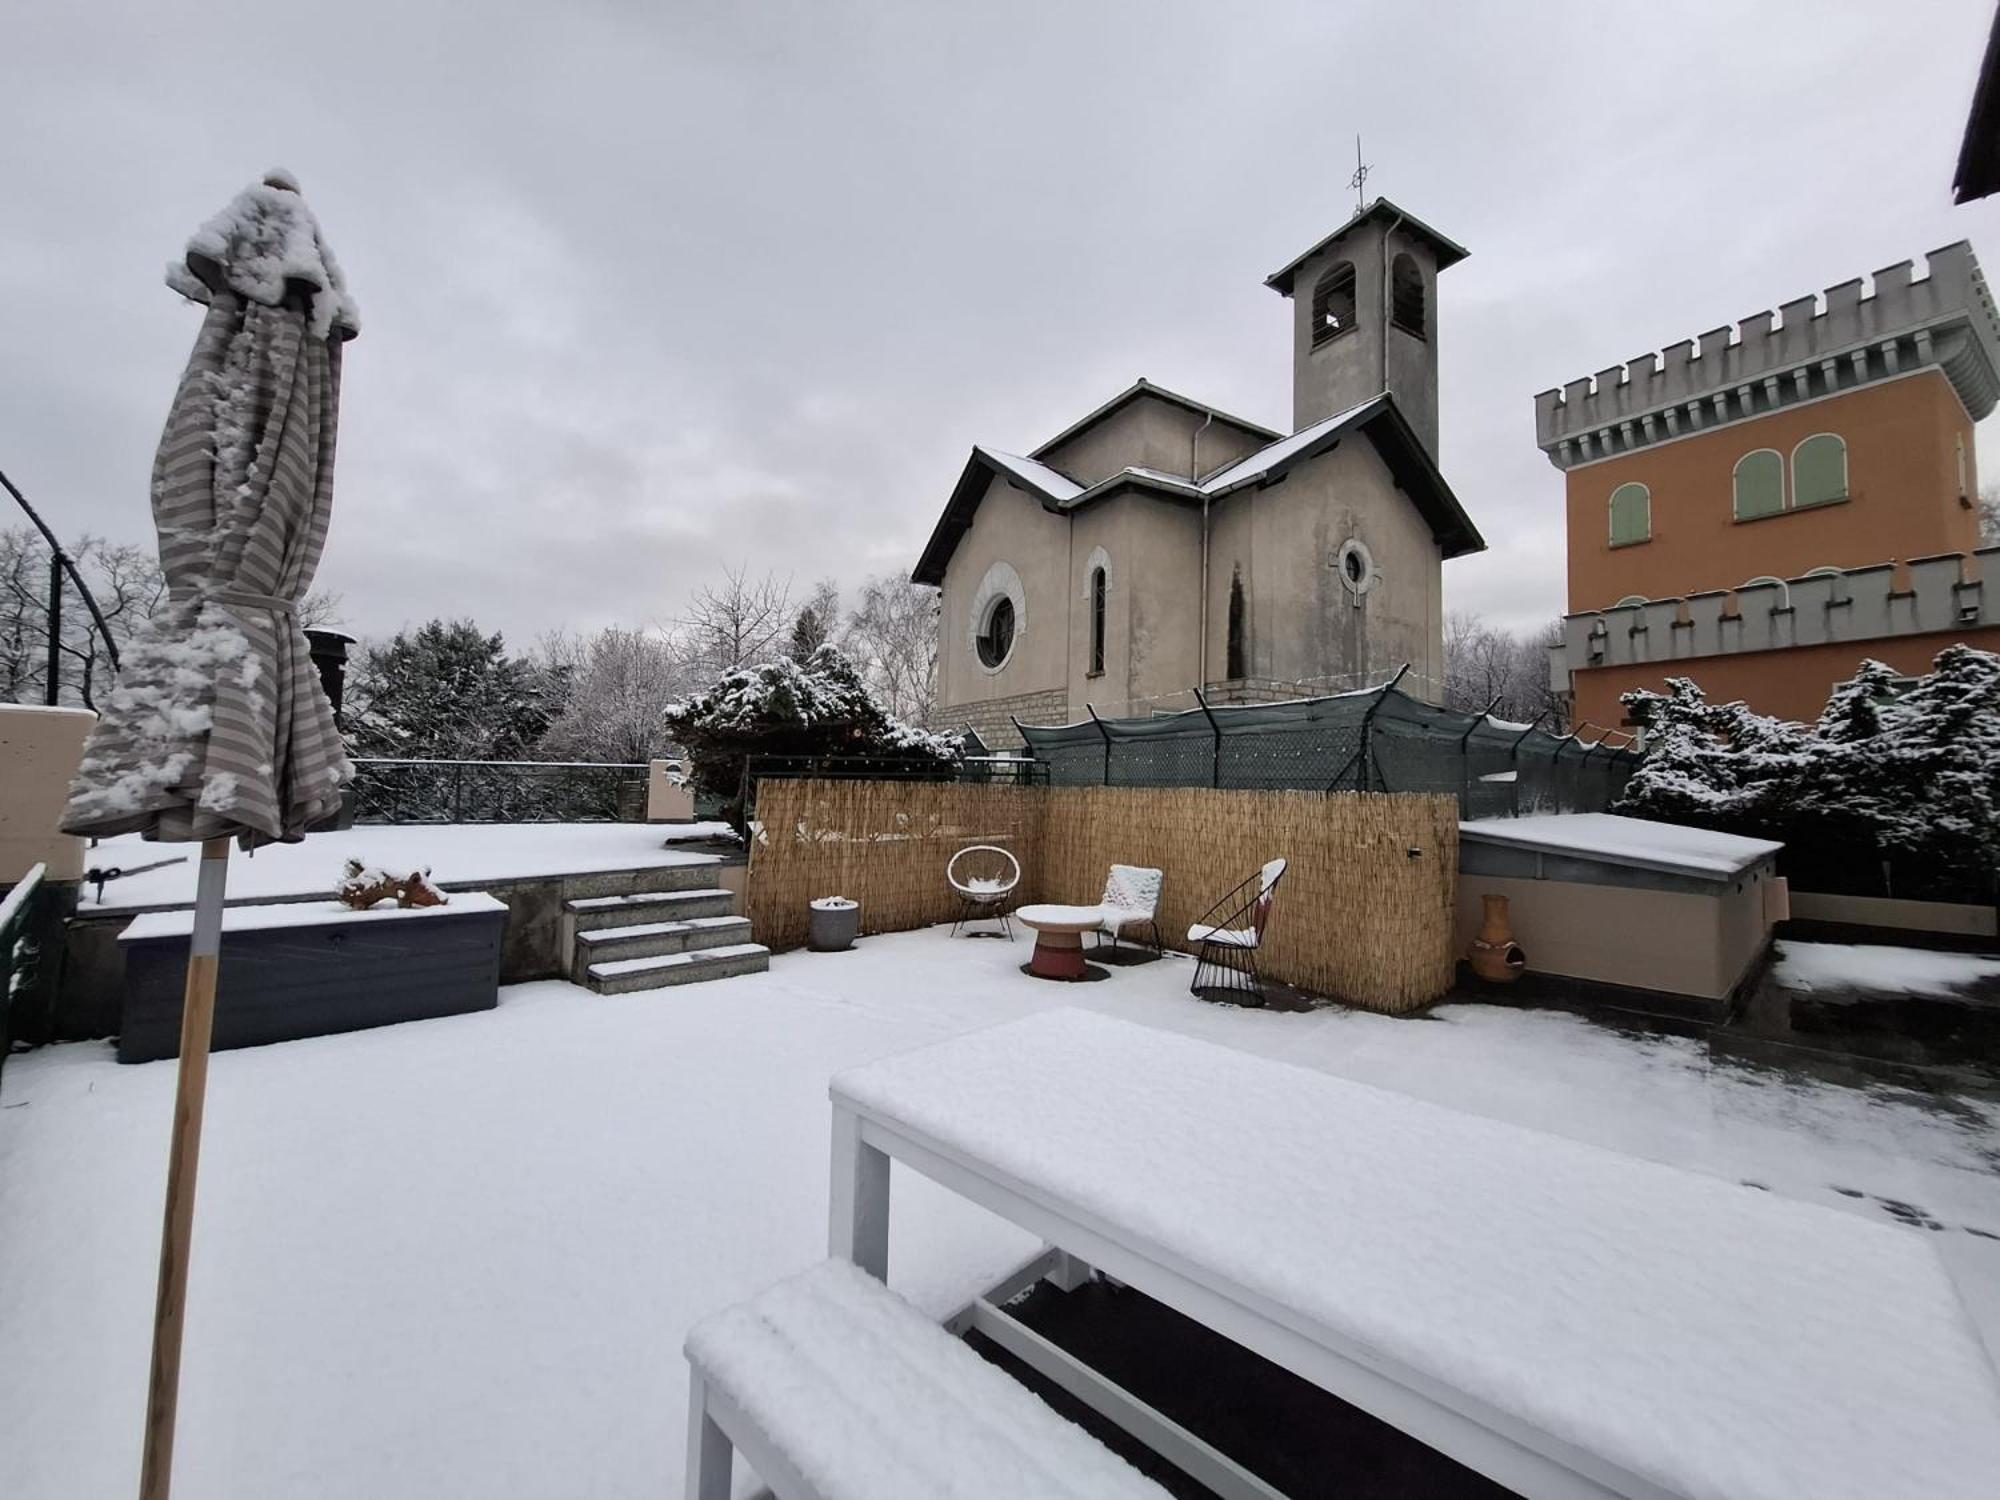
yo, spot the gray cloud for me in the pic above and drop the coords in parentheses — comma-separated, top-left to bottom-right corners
(5, 0, 1998, 649)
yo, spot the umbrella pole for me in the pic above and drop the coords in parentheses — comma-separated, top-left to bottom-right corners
(138, 835, 231, 1500)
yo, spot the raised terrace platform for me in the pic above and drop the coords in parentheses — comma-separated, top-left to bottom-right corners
(51, 823, 750, 1041)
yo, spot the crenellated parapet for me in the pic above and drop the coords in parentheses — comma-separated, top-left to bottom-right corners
(1533, 243, 2000, 470)
(1547, 546, 2000, 690)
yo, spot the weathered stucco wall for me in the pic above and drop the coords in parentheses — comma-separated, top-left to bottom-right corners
(0, 704, 93, 883)
(1207, 441, 1444, 702)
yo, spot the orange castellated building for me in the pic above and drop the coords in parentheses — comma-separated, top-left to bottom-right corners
(1535, 242, 2000, 730)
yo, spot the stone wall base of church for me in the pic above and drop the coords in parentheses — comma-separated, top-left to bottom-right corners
(933, 688, 1070, 750)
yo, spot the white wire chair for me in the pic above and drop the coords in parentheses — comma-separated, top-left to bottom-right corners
(947, 844, 1022, 940)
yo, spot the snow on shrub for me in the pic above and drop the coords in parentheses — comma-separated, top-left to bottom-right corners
(663, 644, 960, 830)
(1616, 645, 2000, 901)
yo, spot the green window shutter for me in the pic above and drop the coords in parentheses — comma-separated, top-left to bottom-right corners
(1793, 434, 1847, 507)
(1609, 483, 1651, 545)
(1733, 450, 1784, 520)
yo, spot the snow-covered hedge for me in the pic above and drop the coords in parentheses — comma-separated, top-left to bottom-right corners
(662, 645, 959, 831)
(1615, 645, 2000, 902)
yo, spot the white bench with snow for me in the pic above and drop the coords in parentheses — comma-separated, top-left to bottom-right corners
(683, 1257, 1171, 1499)
(771, 1008, 2000, 1500)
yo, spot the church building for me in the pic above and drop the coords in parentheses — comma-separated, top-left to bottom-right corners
(911, 200, 1485, 745)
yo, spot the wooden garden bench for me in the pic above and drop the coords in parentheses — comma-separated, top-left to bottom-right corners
(682, 1257, 1169, 1499)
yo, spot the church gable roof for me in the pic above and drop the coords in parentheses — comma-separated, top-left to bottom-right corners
(1203, 392, 1485, 559)
(913, 390, 1483, 585)
(1028, 378, 1281, 465)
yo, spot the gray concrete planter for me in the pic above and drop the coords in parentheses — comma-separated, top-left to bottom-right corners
(808, 896, 859, 952)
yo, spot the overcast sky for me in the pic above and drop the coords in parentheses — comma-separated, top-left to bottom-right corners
(5, 1, 1999, 646)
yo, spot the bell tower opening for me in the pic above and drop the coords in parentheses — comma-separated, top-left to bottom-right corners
(1263, 198, 1466, 458)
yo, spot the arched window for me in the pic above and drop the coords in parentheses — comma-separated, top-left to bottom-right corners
(1390, 253, 1426, 338)
(1732, 449, 1785, 520)
(1613, 595, 1649, 608)
(1226, 567, 1247, 679)
(1791, 433, 1847, 508)
(1608, 482, 1651, 546)
(1088, 565, 1106, 676)
(1311, 261, 1357, 344)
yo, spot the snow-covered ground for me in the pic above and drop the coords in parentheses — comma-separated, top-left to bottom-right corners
(2, 930, 1996, 1498)
(1774, 940, 2000, 997)
(77, 821, 736, 911)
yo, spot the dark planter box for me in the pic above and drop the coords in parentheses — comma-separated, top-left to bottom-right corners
(116, 894, 507, 1063)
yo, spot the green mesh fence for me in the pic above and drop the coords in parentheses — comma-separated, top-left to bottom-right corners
(1017, 682, 1638, 818)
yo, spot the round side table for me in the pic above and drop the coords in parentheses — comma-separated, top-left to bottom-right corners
(1014, 903, 1105, 981)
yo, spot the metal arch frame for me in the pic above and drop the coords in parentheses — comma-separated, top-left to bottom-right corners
(1, 465, 123, 702)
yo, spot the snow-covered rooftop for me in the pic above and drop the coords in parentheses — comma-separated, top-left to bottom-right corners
(78, 822, 729, 913)
(971, 445, 1082, 503)
(1460, 812, 1782, 880)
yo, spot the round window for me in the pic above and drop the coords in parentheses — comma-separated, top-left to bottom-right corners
(976, 596, 1016, 668)
(1334, 538, 1377, 596)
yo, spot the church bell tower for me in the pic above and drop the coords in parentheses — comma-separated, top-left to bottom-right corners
(1263, 199, 1468, 458)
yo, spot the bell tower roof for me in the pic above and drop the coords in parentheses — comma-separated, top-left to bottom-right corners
(1264, 197, 1469, 297)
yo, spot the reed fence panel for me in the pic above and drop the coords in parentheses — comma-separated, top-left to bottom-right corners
(746, 779, 1458, 1012)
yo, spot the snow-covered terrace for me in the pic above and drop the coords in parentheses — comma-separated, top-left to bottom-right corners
(75, 820, 737, 912)
(2, 924, 1997, 1498)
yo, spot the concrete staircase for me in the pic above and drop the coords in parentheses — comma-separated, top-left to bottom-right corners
(565, 864, 768, 995)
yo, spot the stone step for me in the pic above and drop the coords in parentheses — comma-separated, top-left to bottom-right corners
(585, 942, 771, 994)
(559, 860, 728, 899)
(564, 889, 735, 930)
(569, 916, 754, 982)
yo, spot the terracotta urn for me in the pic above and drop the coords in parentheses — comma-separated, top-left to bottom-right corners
(1468, 894, 1527, 983)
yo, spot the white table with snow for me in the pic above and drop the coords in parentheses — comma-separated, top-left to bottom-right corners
(828, 1009, 2000, 1500)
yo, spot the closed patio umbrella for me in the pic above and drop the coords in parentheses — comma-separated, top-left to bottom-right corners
(60, 169, 358, 1500)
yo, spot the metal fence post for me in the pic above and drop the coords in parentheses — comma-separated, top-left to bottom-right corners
(1457, 693, 1502, 817)
(1086, 705, 1113, 786)
(452, 763, 465, 823)
(1193, 688, 1223, 788)
(1506, 713, 1547, 818)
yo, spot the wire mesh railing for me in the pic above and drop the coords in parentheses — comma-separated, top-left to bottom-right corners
(1016, 677, 1639, 819)
(347, 759, 649, 824)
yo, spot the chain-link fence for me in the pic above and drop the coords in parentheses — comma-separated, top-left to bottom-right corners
(1018, 679, 1639, 818)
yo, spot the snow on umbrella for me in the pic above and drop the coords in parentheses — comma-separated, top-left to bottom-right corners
(58, 169, 358, 1500)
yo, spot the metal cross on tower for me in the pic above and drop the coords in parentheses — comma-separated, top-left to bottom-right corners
(1349, 135, 1371, 213)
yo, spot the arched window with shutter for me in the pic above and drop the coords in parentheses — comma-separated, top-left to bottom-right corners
(1390, 253, 1426, 338)
(1608, 482, 1651, 546)
(1791, 434, 1847, 508)
(1311, 261, 1357, 345)
(1733, 449, 1785, 520)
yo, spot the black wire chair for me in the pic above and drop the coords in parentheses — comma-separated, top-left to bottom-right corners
(1186, 858, 1288, 1004)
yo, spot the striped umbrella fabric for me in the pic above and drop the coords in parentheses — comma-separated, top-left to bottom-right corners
(62, 170, 358, 846)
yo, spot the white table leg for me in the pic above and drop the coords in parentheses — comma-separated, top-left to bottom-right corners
(683, 1372, 731, 1500)
(829, 1105, 890, 1279)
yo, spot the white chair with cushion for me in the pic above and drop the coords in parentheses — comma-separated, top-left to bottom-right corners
(1091, 863, 1164, 958)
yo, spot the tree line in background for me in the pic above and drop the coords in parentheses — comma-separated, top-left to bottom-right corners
(1441, 612, 1570, 731)
(341, 566, 941, 766)
(1, 526, 340, 710)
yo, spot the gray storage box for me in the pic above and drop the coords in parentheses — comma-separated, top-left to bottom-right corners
(116, 894, 507, 1063)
